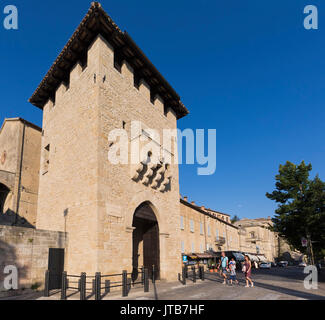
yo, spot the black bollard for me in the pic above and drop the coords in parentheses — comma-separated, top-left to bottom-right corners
(152, 265, 155, 284)
(192, 267, 196, 283)
(61, 272, 67, 300)
(44, 270, 50, 297)
(80, 272, 86, 300)
(95, 272, 101, 301)
(182, 267, 186, 285)
(122, 270, 128, 297)
(144, 268, 149, 292)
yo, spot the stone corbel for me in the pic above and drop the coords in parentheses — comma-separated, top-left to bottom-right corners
(143, 162, 157, 185)
(132, 162, 145, 180)
(151, 165, 165, 188)
(158, 171, 172, 192)
(126, 226, 136, 233)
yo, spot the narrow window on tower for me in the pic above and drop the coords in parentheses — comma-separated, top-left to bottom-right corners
(114, 50, 122, 73)
(164, 104, 168, 117)
(80, 53, 88, 72)
(43, 144, 50, 175)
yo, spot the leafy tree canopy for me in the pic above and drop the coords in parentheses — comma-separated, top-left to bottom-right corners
(266, 161, 325, 260)
(231, 215, 240, 224)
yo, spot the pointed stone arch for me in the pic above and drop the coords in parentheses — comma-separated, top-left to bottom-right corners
(130, 199, 161, 281)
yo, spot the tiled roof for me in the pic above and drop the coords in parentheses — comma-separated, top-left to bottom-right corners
(29, 2, 189, 120)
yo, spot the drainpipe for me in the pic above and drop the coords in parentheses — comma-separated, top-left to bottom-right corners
(14, 120, 26, 225)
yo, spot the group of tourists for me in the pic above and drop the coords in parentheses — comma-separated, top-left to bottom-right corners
(217, 251, 254, 287)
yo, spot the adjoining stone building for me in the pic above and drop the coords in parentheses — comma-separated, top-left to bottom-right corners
(234, 218, 277, 261)
(234, 218, 303, 262)
(179, 198, 240, 257)
(0, 118, 41, 227)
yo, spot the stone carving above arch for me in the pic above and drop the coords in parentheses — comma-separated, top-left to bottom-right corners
(131, 158, 172, 193)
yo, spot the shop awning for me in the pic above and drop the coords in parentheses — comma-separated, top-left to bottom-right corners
(257, 255, 268, 262)
(195, 253, 214, 259)
(246, 253, 259, 262)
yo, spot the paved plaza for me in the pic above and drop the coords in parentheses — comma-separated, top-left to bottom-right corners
(2, 267, 324, 301)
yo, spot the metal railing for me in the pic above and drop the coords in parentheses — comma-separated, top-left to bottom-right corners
(45, 265, 204, 300)
(178, 265, 205, 285)
(44, 267, 150, 300)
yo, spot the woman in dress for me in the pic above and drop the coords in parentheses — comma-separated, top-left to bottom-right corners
(243, 255, 254, 288)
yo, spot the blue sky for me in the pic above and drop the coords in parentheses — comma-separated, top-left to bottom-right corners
(1, 0, 324, 219)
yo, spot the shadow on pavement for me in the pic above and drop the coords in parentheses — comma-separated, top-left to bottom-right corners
(204, 272, 325, 300)
(255, 267, 325, 283)
(251, 280, 325, 300)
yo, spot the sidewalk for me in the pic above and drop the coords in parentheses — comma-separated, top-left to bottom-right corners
(37, 279, 204, 301)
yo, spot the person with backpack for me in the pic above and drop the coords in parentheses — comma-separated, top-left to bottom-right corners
(243, 255, 254, 288)
(218, 252, 229, 285)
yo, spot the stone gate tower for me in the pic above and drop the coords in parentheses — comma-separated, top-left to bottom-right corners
(29, 2, 188, 280)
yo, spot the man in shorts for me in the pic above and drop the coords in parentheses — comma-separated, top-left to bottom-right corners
(218, 251, 229, 284)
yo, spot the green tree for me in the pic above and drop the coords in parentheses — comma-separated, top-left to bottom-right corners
(231, 215, 240, 224)
(266, 161, 325, 262)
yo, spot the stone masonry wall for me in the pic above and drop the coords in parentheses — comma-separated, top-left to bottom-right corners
(96, 35, 182, 280)
(0, 119, 41, 227)
(0, 225, 66, 292)
(179, 201, 240, 255)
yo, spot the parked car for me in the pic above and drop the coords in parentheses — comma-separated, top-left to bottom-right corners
(271, 262, 277, 267)
(259, 262, 271, 269)
(298, 262, 307, 267)
(277, 261, 289, 267)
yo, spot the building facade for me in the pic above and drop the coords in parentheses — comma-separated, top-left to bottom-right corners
(0, 118, 41, 227)
(234, 218, 277, 261)
(179, 198, 240, 256)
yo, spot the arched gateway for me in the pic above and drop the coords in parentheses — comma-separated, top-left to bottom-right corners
(132, 202, 160, 280)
